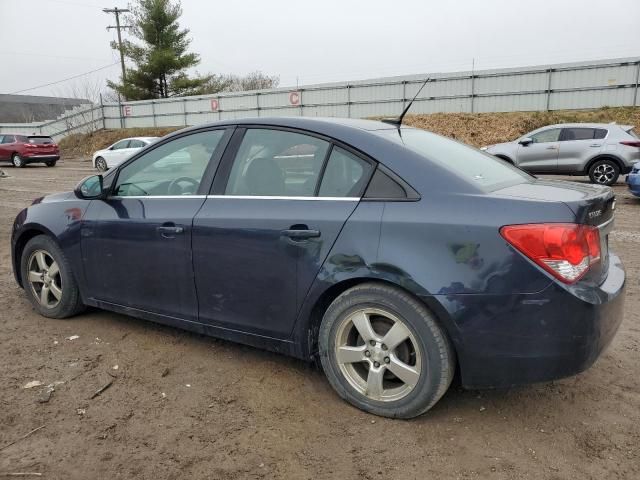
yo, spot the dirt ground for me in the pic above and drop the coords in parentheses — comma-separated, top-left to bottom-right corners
(0, 157, 639, 480)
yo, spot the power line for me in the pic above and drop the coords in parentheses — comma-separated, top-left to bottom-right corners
(8, 62, 119, 94)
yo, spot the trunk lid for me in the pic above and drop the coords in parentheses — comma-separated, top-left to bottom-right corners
(492, 179, 615, 284)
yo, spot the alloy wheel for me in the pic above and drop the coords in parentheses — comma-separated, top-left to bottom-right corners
(27, 250, 63, 308)
(334, 308, 422, 402)
(12, 155, 23, 167)
(592, 163, 615, 184)
(96, 158, 107, 171)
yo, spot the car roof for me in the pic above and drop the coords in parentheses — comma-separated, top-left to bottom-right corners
(539, 123, 632, 130)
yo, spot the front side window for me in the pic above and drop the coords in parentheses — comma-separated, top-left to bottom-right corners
(319, 147, 372, 197)
(1, 135, 15, 144)
(530, 129, 561, 143)
(111, 140, 130, 150)
(114, 130, 225, 197)
(225, 129, 330, 196)
(128, 139, 146, 148)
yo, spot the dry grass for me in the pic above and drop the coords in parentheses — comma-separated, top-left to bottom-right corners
(59, 107, 640, 158)
(401, 107, 640, 147)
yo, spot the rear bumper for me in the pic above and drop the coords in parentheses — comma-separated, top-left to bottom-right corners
(430, 253, 625, 389)
(626, 173, 640, 197)
(23, 154, 59, 163)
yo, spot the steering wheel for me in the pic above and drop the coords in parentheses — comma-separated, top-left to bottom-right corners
(168, 176, 199, 195)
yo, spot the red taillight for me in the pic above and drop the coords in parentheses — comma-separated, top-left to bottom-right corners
(500, 223, 600, 284)
(620, 140, 640, 147)
(23, 143, 37, 148)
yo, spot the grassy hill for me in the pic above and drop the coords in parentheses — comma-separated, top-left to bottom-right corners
(59, 107, 640, 157)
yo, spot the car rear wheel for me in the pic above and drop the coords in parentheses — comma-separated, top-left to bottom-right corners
(95, 157, 107, 172)
(12, 154, 24, 168)
(20, 235, 84, 319)
(589, 159, 619, 186)
(319, 283, 455, 418)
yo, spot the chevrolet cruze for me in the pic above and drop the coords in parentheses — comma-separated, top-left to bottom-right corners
(11, 117, 625, 418)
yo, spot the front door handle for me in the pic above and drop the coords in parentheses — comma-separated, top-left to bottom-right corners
(281, 228, 321, 240)
(157, 225, 184, 238)
(590, 144, 602, 147)
(545, 146, 558, 150)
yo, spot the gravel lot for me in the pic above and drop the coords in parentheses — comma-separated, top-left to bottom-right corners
(1, 157, 639, 479)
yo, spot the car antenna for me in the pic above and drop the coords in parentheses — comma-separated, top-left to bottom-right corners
(382, 77, 432, 127)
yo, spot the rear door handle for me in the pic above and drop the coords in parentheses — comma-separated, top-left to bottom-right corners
(281, 228, 321, 240)
(590, 144, 602, 147)
(545, 146, 558, 150)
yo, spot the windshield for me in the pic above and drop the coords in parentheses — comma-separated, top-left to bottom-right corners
(28, 136, 54, 144)
(380, 128, 531, 191)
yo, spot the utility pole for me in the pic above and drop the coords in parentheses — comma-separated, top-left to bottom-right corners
(103, 7, 131, 85)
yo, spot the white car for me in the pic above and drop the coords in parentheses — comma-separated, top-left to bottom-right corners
(92, 137, 158, 171)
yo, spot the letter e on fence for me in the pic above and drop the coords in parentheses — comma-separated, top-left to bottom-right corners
(122, 105, 132, 116)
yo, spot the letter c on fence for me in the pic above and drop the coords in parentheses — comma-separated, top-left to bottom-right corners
(289, 91, 300, 106)
(210, 99, 219, 111)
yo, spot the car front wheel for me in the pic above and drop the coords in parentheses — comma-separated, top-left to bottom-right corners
(12, 154, 25, 168)
(589, 159, 619, 185)
(20, 235, 84, 319)
(95, 157, 107, 172)
(45, 161, 57, 167)
(319, 283, 455, 418)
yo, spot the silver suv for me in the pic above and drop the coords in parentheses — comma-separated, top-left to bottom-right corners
(482, 123, 640, 185)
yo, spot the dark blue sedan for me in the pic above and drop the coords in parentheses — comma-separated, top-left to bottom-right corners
(626, 162, 640, 197)
(10, 117, 625, 418)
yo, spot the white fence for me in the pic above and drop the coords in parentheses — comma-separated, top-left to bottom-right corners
(2, 57, 639, 140)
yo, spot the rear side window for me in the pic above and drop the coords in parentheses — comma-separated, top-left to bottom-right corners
(530, 129, 561, 143)
(318, 147, 372, 197)
(1, 135, 15, 144)
(225, 129, 330, 197)
(627, 128, 639, 139)
(28, 136, 54, 144)
(128, 139, 146, 148)
(561, 128, 596, 141)
(381, 128, 530, 191)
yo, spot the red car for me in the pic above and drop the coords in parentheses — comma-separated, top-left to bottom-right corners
(0, 134, 60, 167)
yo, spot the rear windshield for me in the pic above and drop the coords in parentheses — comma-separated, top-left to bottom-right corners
(379, 128, 531, 191)
(28, 136, 54, 144)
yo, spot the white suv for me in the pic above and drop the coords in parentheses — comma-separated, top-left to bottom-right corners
(482, 123, 640, 185)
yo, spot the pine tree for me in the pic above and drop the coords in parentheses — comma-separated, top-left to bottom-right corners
(108, 0, 210, 100)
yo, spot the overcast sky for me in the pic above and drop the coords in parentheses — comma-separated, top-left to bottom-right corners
(1, 0, 639, 99)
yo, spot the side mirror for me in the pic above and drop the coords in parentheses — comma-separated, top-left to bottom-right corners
(74, 174, 105, 199)
(519, 137, 533, 146)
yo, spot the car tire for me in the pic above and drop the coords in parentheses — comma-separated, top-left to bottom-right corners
(319, 282, 455, 419)
(95, 157, 107, 172)
(12, 153, 25, 168)
(20, 235, 85, 319)
(45, 161, 57, 167)
(588, 159, 619, 186)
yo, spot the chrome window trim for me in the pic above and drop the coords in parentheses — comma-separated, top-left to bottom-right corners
(106, 195, 359, 201)
(207, 195, 360, 201)
(108, 195, 208, 199)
